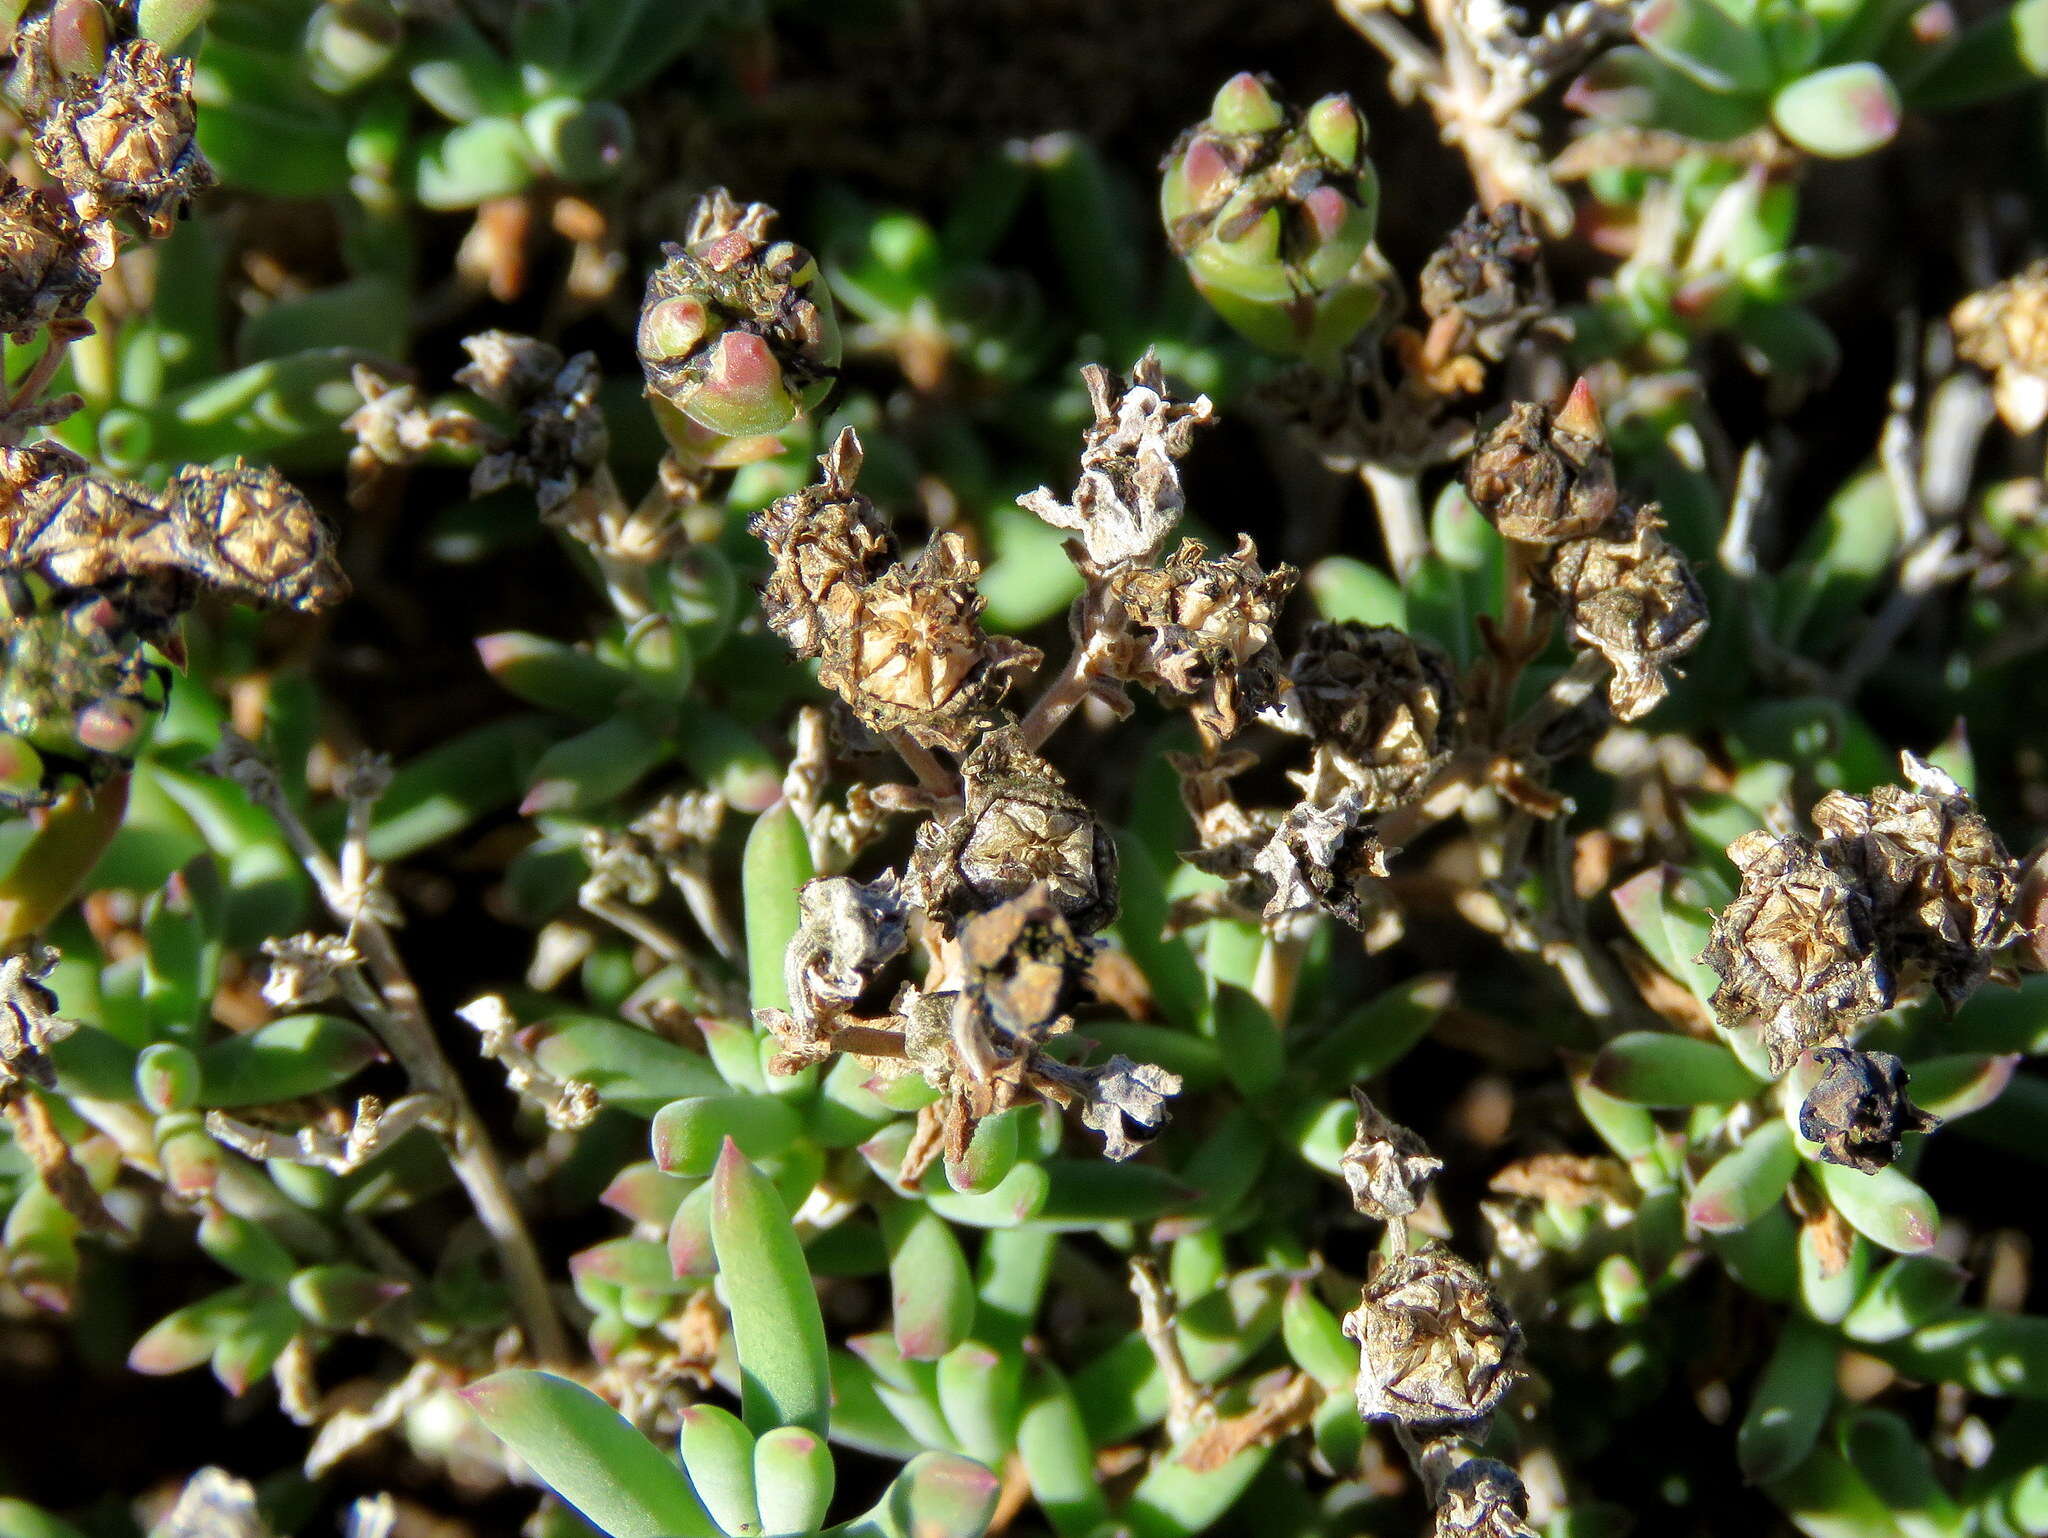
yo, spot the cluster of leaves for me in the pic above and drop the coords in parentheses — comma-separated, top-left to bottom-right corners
(7, 3, 2048, 1538)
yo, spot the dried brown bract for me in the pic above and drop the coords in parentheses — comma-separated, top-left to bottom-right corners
(1542, 503, 1706, 722)
(1343, 1244, 1523, 1426)
(817, 534, 1040, 751)
(1340, 1089, 1442, 1221)
(909, 726, 1118, 934)
(2, 944, 76, 1090)
(1798, 1047, 1939, 1175)
(956, 883, 1095, 1040)
(1017, 352, 1213, 570)
(1106, 534, 1297, 741)
(1466, 382, 1617, 545)
(1813, 753, 2019, 1009)
(1398, 202, 1553, 398)
(1251, 792, 1389, 932)
(749, 427, 896, 658)
(457, 333, 609, 519)
(0, 174, 104, 341)
(1435, 1459, 1538, 1538)
(166, 461, 350, 612)
(1952, 260, 2048, 433)
(1701, 831, 1894, 1073)
(1276, 620, 1459, 810)
(33, 38, 215, 237)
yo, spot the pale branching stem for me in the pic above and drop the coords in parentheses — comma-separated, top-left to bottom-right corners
(1359, 461, 1430, 580)
(1835, 525, 1967, 697)
(1021, 630, 1115, 751)
(1253, 932, 1309, 1027)
(671, 868, 743, 965)
(887, 731, 959, 801)
(579, 889, 689, 965)
(1130, 1258, 1212, 1440)
(1478, 540, 1551, 740)
(209, 738, 571, 1365)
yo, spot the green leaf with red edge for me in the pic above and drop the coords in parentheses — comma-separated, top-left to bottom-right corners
(712, 1139, 832, 1436)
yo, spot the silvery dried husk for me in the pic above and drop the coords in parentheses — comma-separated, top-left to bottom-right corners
(1542, 503, 1706, 722)
(749, 427, 896, 658)
(1701, 831, 1894, 1073)
(1343, 1244, 1523, 1426)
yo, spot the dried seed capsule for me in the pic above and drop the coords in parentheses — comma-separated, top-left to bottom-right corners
(1, 472, 171, 589)
(1701, 831, 1894, 1073)
(1161, 74, 1386, 363)
(1276, 620, 1458, 811)
(457, 332, 609, 519)
(1797, 1047, 1939, 1175)
(816, 533, 1040, 752)
(165, 460, 349, 611)
(1541, 502, 1707, 722)
(32, 37, 215, 237)
(908, 726, 1118, 935)
(637, 189, 840, 438)
(1339, 1089, 1441, 1221)
(1466, 382, 1618, 545)
(1812, 753, 2020, 1009)
(1419, 203, 1551, 368)
(1016, 352, 1213, 571)
(1952, 260, 2048, 433)
(1059, 1053, 1182, 1162)
(1434, 1459, 1538, 1538)
(957, 883, 1096, 1041)
(771, 872, 910, 1060)
(0, 173, 105, 341)
(1105, 534, 1297, 742)
(1343, 1244, 1523, 1427)
(749, 427, 896, 659)
(1250, 791, 1389, 932)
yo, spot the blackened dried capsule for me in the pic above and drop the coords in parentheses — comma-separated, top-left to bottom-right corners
(1798, 1047, 1939, 1175)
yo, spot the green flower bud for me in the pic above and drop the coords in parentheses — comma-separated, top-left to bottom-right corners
(303, 1, 402, 94)
(1161, 74, 1387, 364)
(637, 188, 840, 440)
(522, 96, 632, 183)
(135, 1040, 202, 1114)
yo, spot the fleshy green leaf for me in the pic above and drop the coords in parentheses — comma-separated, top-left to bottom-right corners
(712, 1140, 832, 1435)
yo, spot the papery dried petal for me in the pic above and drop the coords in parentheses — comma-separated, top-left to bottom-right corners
(1343, 1244, 1523, 1426)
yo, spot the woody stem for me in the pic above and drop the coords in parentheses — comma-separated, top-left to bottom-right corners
(1359, 462, 1430, 581)
(887, 731, 959, 800)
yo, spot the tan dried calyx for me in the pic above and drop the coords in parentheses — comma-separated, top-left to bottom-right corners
(457, 332, 609, 520)
(1274, 620, 1459, 812)
(1952, 260, 2048, 433)
(750, 428, 896, 658)
(3, 459, 348, 613)
(1702, 830, 1894, 1073)
(908, 726, 1118, 934)
(1466, 381, 1618, 545)
(1434, 1458, 1539, 1538)
(1105, 534, 1298, 741)
(1250, 792, 1390, 932)
(31, 37, 215, 239)
(1344, 1244, 1523, 1427)
(1812, 752, 2019, 1009)
(1541, 502, 1706, 723)
(1017, 351, 1214, 570)
(817, 534, 1040, 752)
(1340, 1089, 1442, 1221)
(1398, 201, 1555, 399)
(0, 174, 105, 342)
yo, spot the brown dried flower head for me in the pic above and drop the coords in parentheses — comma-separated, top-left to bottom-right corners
(816, 533, 1040, 751)
(1813, 753, 2019, 1009)
(1466, 382, 1617, 545)
(1016, 352, 1214, 570)
(909, 726, 1119, 935)
(1798, 1046, 1939, 1175)
(749, 427, 896, 658)
(456, 333, 609, 519)
(1701, 831, 1894, 1073)
(1277, 620, 1458, 810)
(956, 883, 1096, 1041)
(1397, 202, 1553, 398)
(1542, 503, 1706, 722)
(1434, 1459, 1538, 1538)
(33, 39, 216, 237)
(0, 174, 105, 341)
(1343, 1244, 1523, 1426)
(166, 461, 349, 611)
(1251, 791, 1389, 932)
(1339, 1089, 1442, 1220)
(1107, 534, 1297, 741)
(1952, 260, 2048, 433)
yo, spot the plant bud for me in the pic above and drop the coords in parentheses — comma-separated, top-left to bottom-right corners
(1161, 75, 1385, 363)
(165, 461, 350, 611)
(637, 189, 840, 439)
(1797, 1047, 1939, 1175)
